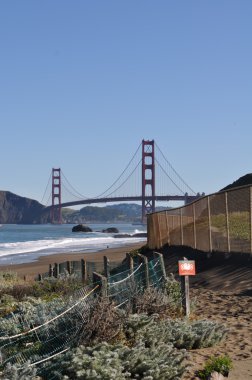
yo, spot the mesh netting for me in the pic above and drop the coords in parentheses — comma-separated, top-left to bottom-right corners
(0, 255, 165, 374)
(148, 185, 252, 254)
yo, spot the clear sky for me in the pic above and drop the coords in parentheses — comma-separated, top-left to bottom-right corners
(0, 1, 251, 205)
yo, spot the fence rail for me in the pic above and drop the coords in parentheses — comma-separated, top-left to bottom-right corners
(148, 184, 252, 254)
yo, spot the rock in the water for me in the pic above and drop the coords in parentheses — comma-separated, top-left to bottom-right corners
(132, 232, 147, 238)
(102, 227, 119, 233)
(72, 224, 92, 232)
(113, 232, 147, 238)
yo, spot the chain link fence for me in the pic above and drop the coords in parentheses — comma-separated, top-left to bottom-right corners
(148, 185, 252, 254)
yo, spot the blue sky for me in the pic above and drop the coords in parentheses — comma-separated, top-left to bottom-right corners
(0, 1, 251, 206)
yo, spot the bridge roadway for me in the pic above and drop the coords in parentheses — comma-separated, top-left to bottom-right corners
(47, 195, 199, 209)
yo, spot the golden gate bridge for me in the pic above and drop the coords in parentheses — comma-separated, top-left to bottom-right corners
(41, 140, 204, 223)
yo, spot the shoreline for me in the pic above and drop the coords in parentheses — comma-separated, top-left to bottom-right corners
(0, 242, 144, 278)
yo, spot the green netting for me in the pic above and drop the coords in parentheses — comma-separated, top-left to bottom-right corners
(148, 257, 164, 288)
(58, 262, 69, 274)
(0, 285, 96, 367)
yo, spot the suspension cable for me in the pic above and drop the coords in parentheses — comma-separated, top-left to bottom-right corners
(44, 191, 52, 207)
(61, 171, 89, 199)
(94, 142, 142, 198)
(155, 158, 185, 195)
(100, 158, 142, 198)
(61, 182, 85, 201)
(40, 172, 52, 205)
(155, 142, 196, 194)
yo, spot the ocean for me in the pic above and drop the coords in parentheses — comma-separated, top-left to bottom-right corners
(0, 223, 147, 266)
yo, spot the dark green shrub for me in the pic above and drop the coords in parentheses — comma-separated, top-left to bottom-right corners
(197, 355, 233, 379)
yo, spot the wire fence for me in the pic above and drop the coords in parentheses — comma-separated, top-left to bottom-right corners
(36, 256, 125, 282)
(148, 184, 252, 254)
(0, 253, 166, 375)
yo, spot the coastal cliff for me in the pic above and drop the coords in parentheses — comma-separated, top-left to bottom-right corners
(0, 191, 50, 224)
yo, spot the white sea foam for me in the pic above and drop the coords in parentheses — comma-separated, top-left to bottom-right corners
(0, 224, 147, 265)
(0, 235, 146, 265)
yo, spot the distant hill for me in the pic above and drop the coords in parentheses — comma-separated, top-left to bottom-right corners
(0, 190, 174, 224)
(63, 203, 168, 224)
(220, 173, 252, 191)
(0, 191, 50, 224)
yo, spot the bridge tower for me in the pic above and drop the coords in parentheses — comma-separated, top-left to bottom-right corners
(51, 168, 62, 224)
(142, 139, 155, 222)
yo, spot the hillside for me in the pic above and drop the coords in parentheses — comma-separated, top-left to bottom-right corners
(63, 203, 144, 224)
(220, 173, 252, 191)
(0, 191, 50, 224)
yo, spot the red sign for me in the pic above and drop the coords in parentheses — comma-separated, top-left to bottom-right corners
(178, 260, 196, 276)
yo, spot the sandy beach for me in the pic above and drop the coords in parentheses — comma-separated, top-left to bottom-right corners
(0, 244, 252, 379)
(0, 242, 144, 279)
(160, 246, 252, 380)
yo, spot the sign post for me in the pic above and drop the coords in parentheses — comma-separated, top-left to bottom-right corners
(178, 258, 196, 317)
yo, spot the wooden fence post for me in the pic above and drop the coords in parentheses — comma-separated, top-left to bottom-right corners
(193, 203, 197, 249)
(67, 261, 71, 275)
(126, 252, 134, 274)
(103, 256, 110, 281)
(225, 192, 230, 253)
(53, 263, 59, 278)
(81, 259, 87, 283)
(49, 264, 53, 277)
(207, 196, 212, 252)
(165, 211, 170, 246)
(250, 187, 252, 256)
(137, 253, 149, 288)
(180, 209, 184, 246)
(153, 251, 167, 280)
(92, 272, 108, 297)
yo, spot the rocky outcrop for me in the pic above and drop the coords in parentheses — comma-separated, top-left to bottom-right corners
(72, 224, 93, 232)
(102, 227, 119, 233)
(0, 191, 49, 224)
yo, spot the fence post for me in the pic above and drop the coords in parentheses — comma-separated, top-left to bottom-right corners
(207, 196, 212, 252)
(126, 252, 134, 274)
(137, 253, 149, 288)
(81, 259, 87, 283)
(193, 203, 197, 249)
(180, 209, 183, 246)
(67, 261, 72, 275)
(103, 256, 110, 281)
(157, 213, 162, 248)
(92, 272, 108, 297)
(165, 211, 170, 246)
(49, 264, 54, 277)
(53, 263, 59, 278)
(225, 192, 230, 253)
(153, 252, 167, 280)
(250, 187, 252, 255)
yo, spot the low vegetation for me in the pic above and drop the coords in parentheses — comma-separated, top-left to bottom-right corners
(0, 266, 228, 380)
(197, 355, 233, 379)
